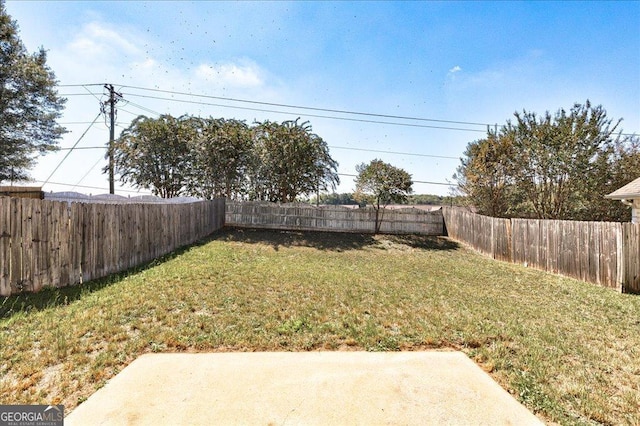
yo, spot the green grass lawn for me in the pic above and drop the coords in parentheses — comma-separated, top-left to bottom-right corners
(1, 228, 639, 425)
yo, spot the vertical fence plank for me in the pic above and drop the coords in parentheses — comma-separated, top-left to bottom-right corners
(9, 198, 22, 293)
(0, 198, 10, 296)
(70, 202, 83, 285)
(622, 223, 639, 293)
(441, 207, 632, 293)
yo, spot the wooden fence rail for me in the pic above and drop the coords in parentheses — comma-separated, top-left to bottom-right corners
(442, 207, 640, 294)
(0, 197, 225, 296)
(226, 201, 445, 235)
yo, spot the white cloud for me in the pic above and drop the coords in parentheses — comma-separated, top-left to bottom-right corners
(448, 65, 462, 74)
(67, 21, 141, 59)
(195, 61, 264, 88)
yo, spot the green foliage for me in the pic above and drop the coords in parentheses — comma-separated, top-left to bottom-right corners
(187, 117, 253, 200)
(455, 101, 640, 221)
(354, 159, 413, 232)
(111, 115, 193, 198)
(307, 192, 466, 207)
(355, 159, 413, 208)
(309, 192, 359, 205)
(455, 133, 518, 218)
(0, 2, 66, 183)
(408, 194, 467, 206)
(111, 115, 339, 201)
(250, 118, 339, 202)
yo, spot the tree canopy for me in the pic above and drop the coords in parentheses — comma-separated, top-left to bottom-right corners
(110, 115, 339, 202)
(111, 115, 193, 198)
(251, 119, 339, 202)
(186, 117, 254, 200)
(0, 2, 66, 183)
(354, 159, 413, 233)
(455, 101, 640, 221)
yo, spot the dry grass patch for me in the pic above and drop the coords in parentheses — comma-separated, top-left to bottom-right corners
(1, 227, 639, 425)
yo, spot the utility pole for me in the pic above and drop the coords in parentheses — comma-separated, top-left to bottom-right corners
(103, 84, 122, 194)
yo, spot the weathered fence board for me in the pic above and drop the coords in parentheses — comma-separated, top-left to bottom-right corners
(623, 223, 640, 293)
(443, 207, 639, 293)
(0, 197, 225, 296)
(0, 199, 10, 296)
(441, 207, 511, 261)
(226, 202, 444, 235)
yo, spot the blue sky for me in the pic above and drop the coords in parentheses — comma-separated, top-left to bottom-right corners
(5, 0, 640, 197)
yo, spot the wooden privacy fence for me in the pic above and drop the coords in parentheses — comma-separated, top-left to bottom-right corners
(442, 207, 640, 293)
(0, 197, 225, 296)
(226, 201, 445, 235)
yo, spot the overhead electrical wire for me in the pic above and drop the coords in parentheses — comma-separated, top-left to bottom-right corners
(43, 113, 102, 185)
(123, 92, 486, 133)
(55, 82, 635, 191)
(59, 121, 103, 125)
(121, 99, 163, 116)
(120, 84, 490, 127)
(53, 86, 460, 190)
(338, 173, 453, 186)
(58, 83, 107, 88)
(66, 92, 457, 188)
(59, 83, 639, 136)
(329, 146, 458, 160)
(35, 180, 150, 194)
(58, 146, 104, 151)
(73, 154, 108, 191)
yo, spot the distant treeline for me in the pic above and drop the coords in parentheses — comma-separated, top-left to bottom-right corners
(308, 193, 467, 207)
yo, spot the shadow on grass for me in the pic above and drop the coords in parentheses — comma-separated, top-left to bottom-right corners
(384, 234, 460, 251)
(217, 227, 460, 252)
(0, 233, 219, 321)
(215, 227, 377, 251)
(0, 227, 461, 320)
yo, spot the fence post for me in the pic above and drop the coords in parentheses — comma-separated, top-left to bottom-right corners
(616, 223, 624, 293)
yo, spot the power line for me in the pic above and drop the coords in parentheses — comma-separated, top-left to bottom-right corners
(59, 121, 103, 125)
(36, 180, 151, 194)
(43, 113, 102, 185)
(60, 83, 640, 136)
(329, 145, 458, 160)
(121, 84, 490, 127)
(73, 154, 107, 191)
(119, 99, 162, 117)
(338, 173, 454, 187)
(58, 83, 107, 87)
(78, 97, 461, 161)
(58, 146, 105, 151)
(124, 92, 486, 133)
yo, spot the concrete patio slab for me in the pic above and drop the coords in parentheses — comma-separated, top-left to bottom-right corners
(66, 351, 543, 425)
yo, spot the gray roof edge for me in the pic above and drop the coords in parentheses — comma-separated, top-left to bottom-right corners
(605, 193, 640, 200)
(605, 177, 640, 199)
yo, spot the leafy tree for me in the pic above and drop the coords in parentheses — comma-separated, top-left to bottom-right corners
(110, 115, 193, 198)
(250, 119, 339, 202)
(112, 114, 338, 202)
(354, 159, 413, 233)
(592, 135, 640, 221)
(456, 101, 638, 221)
(0, 2, 66, 183)
(186, 117, 253, 200)
(408, 194, 467, 206)
(454, 132, 519, 217)
(313, 192, 359, 205)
